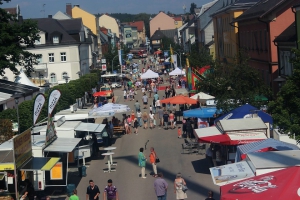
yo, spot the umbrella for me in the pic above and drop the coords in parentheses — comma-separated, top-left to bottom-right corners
(220, 166, 300, 200)
(160, 95, 197, 104)
(190, 92, 215, 100)
(183, 107, 218, 118)
(169, 67, 186, 76)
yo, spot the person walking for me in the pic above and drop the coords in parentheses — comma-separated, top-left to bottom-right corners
(154, 173, 168, 200)
(149, 147, 158, 177)
(134, 100, 141, 112)
(142, 93, 148, 109)
(138, 148, 147, 178)
(149, 111, 155, 129)
(163, 111, 169, 130)
(133, 118, 139, 135)
(205, 191, 215, 200)
(142, 111, 148, 129)
(103, 179, 119, 200)
(137, 109, 142, 127)
(174, 173, 187, 200)
(86, 180, 100, 200)
(131, 110, 135, 123)
(169, 111, 175, 129)
(157, 107, 164, 128)
(70, 189, 79, 200)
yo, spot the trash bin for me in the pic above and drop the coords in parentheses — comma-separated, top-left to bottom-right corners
(82, 165, 87, 177)
(78, 166, 82, 177)
(67, 184, 76, 196)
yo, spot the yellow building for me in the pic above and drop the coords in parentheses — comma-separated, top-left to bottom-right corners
(212, 1, 257, 62)
(99, 14, 120, 37)
(72, 5, 97, 35)
(173, 16, 183, 28)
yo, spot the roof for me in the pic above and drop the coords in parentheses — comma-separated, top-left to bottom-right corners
(150, 30, 166, 40)
(160, 29, 177, 40)
(197, 0, 218, 16)
(247, 150, 300, 169)
(217, 118, 267, 132)
(14, 69, 38, 88)
(0, 79, 40, 96)
(44, 137, 81, 152)
(212, 0, 260, 17)
(234, 0, 286, 22)
(3, 7, 17, 15)
(56, 18, 82, 34)
(129, 21, 144, 32)
(273, 22, 296, 43)
(32, 121, 82, 133)
(173, 16, 182, 21)
(0, 92, 13, 103)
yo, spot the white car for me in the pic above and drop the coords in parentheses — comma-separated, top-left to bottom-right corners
(104, 83, 121, 89)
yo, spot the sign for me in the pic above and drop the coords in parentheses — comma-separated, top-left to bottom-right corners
(102, 64, 107, 71)
(13, 129, 32, 169)
(125, 30, 132, 38)
(209, 161, 254, 186)
(45, 117, 57, 146)
(164, 51, 169, 57)
(48, 90, 61, 115)
(50, 162, 63, 180)
(0, 163, 14, 170)
(33, 93, 46, 125)
(101, 59, 106, 64)
(198, 118, 209, 128)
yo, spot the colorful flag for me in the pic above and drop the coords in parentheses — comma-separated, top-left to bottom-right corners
(48, 90, 61, 115)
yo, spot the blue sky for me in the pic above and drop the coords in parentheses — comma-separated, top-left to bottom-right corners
(1, 0, 211, 18)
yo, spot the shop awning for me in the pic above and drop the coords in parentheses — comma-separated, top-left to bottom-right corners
(193, 127, 221, 142)
(75, 122, 104, 132)
(44, 138, 81, 153)
(20, 157, 60, 171)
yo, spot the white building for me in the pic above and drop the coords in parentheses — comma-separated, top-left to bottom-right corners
(1, 16, 97, 85)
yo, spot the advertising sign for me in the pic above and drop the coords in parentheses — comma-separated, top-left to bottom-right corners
(48, 90, 61, 115)
(102, 64, 107, 71)
(45, 117, 57, 146)
(164, 51, 169, 57)
(209, 161, 254, 186)
(101, 59, 106, 64)
(198, 118, 209, 128)
(50, 162, 63, 180)
(33, 93, 46, 125)
(13, 129, 32, 169)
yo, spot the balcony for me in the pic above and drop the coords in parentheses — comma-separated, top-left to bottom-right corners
(33, 63, 47, 72)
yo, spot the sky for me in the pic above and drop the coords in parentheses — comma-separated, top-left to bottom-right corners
(1, 0, 212, 19)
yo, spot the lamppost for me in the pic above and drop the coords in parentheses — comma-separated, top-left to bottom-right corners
(76, 71, 82, 78)
(63, 75, 70, 83)
(12, 92, 23, 135)
(112, 54, 125, 74)
(273, 76, 286, 89)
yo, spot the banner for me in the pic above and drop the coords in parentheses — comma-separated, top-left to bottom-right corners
(118, 49, 123, 66)
(33, 93, 46, 125)
(13, 129, 32, 169)
(102, 64, 107, 71)
(170, 46, 173, 63)
(171, 55, 177, 68)
(45, 116, 57, 146)
(48, 90, 61, 115)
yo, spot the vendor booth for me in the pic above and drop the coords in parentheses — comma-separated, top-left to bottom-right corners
(140, 69, 159, 79)
(220, 166, 300, 200)
(235, 138, 299, 162)
(169, 67, 185, 76)
(190, 92, 215, 104)
(0, 129, 60, 198)
(183, 107, 218, 118)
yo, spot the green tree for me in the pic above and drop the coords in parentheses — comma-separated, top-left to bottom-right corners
(188, 44, 214, 68)
(0, 119, 14, 143)
(0, 1, 40, 76)
(190, 3, 197, 14)
(268, 49, 300, 140)
(196, 52, 271, 113)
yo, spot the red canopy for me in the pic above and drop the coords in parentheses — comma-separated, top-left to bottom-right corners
(221, 166, 300, 200)
(160, 95, 197, 104)
(199, 133, 267, 145)
(240, 147, 278, 160)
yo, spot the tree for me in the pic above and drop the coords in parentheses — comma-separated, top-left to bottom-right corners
(188, 44, 213, 68)
(268, 49, 300, 140)
(0, 1, 40, 76)
(190, 3, 197, 14)
(0, 119, 14, 144)
(196, 52, 271, 113)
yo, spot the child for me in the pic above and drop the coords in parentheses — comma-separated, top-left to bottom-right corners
(178, 127, 182, 138)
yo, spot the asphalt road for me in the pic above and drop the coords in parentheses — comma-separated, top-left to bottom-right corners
(72, 58, 220, 200)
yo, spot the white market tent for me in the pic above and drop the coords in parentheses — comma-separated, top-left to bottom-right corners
(169, 67, 186, 76)
(141, 69, 159, 79)
(14, 69, 38, 88)
(190, 92, 215, 103)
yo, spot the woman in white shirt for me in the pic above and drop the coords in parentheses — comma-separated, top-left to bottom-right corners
(149, 111, 155, 129)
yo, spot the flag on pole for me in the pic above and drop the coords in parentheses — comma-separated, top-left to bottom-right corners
(118, 49, 123, 66)
(170, 45, 174, 63)
(33, 93, 46, 125)
(171, 55, 177, 68)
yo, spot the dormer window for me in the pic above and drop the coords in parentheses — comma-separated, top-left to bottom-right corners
(53, 36, 59, 44)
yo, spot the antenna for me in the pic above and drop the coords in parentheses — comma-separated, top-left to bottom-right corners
(40, 4, 46, 18)
(183, 4, 186, 14)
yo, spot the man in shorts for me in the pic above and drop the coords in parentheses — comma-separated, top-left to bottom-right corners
(86, 180, 100, 200)
(103, 179, 119, 200)
(157, 107, 164, 128)
(163, 111, 169, 130)
(142, 93, 148, 109)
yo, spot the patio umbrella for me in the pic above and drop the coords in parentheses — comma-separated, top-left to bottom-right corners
(160, 95, 197, 104)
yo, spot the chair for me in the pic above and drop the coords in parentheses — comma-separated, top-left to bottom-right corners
(197, 143, 206, 155)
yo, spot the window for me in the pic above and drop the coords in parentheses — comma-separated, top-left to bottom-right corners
(60, 52, 66, 62)
(175, 21, 178, 25)
(37, 54, 42, 63)
(50, 73, 56, 83)
(35, 39, 41, 44)
(49, 53, 54, 63)
(53, 36, 59, 44)
(62, 72, 68, 79)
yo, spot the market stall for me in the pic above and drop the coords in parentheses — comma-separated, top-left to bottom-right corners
(190, 92, 215, 104)
(183, 107, 218, 118)
(140, 69, 159, 79)
(169, 67, 185, 76)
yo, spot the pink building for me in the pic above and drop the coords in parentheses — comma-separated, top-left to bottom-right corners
(150, 12, 175, 37)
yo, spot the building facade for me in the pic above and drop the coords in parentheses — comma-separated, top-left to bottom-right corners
(129, 21, 146, 44)
(99, 14, 120, 40)
(150, 12, 176, 37)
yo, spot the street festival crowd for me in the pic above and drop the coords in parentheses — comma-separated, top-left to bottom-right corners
(85, 57, 217, 200)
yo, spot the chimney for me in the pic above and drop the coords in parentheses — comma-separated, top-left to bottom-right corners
(158, 27, 160, 30)
(66, 3, 72, 17)
(48, 15, 52, 18)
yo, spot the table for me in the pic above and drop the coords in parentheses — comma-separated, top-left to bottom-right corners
(102, 152, 116, 173)
(104, 147, 117, 165)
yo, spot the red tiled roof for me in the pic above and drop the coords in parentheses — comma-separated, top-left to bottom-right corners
(173, 16, 182, 21)
(4, 7, 17, 15)
(129, 21, 144, 32)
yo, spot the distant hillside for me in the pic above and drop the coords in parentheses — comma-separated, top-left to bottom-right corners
(110, 13, 156, 38)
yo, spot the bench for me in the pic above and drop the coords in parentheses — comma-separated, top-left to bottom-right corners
(113, 126, 125, 137)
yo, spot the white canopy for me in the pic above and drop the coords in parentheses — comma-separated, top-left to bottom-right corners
(14, 69, 38, 88)
(190, 92, 215, 103)
(169, 67, 186, 76)
(141, 69, 159, 79)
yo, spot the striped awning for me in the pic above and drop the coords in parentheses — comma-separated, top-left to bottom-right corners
(20, 157, 60, 171)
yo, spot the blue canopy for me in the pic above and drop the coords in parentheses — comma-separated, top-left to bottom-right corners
(183, 107, 218, 118)
(215, 104, 273, 125)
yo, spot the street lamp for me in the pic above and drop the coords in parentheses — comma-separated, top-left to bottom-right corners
(273, 76, 286, 88)
(63, 75, 70, 83)
(12, 92, 23, 135)
(76, 71, 82, 78)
